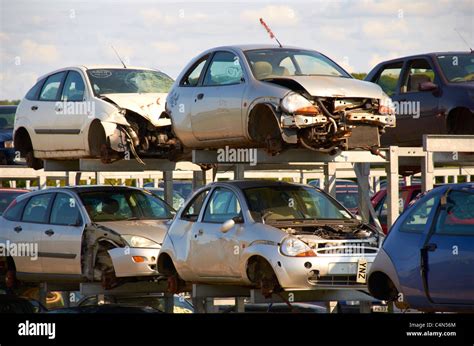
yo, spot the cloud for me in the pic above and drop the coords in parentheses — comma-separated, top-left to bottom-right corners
(152, 41, 180, 53)
(20, 39, 60, 63)
(362, 19, 409, 39)
(240, 5, 298, 26)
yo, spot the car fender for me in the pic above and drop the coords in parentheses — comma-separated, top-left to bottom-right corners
(239, 240, 282, 284)
(368, 247, 403, 297)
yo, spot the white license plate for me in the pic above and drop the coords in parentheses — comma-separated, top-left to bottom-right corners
(356, 258, 368, 283)
(371, 305, 388, 313)
(328, 262, 357, 275)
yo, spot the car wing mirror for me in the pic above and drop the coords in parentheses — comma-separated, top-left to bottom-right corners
(221, 219, 236, 233)
(419, 81, 437, 92)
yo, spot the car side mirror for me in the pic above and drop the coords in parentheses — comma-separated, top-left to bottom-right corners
(419, 81, 437, 92)
(221, 219, 235, 233)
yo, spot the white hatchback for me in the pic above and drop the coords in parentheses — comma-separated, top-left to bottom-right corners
(14, 65, 175, 169)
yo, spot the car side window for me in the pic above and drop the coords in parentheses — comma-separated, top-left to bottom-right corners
(181, 189, 210, 221)
(22, 193, 54, 223)
(39, 72, 66, 101)
(399, 195, 439, 233)
(50, 193, 81, 226)
(401, 59, 435, 93)
(374, 62, 403, 96)
(181, 56, 209, 87)
(202, 52, 243, 86)
(25, 79, 46, 101)
(434, 190, 474, 236)
(3, 198, 28, 221)
(61, 71, 85, 101)
(203, 188, 241, 223)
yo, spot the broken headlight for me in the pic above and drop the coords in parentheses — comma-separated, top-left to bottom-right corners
(280, 237, 316, 257)
(122, 235, 161, 248)
(281, 92, 320, 115)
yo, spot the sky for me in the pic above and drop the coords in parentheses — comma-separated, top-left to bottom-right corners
(0, 0, 473, 100)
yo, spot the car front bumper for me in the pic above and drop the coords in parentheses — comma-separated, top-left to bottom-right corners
(108, 247, 160, 277)
(272, 254, 377, 290)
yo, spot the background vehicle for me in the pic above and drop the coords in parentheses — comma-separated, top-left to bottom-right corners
(0, 188, 29, 215)
(371, 185, 422, 234)
(218, 302, 327, 313)
(47, 304, 159, 313)
(366, 52, 474, 146)
(158, 180, 381, 295)
(0, 105, 17, 165)
(0, 295, 47, 313)
(368, 183, 474, 312)
(166, 45, 395, 156)
(14, 66, 175, 169)
(308, 179, 362, 213)
(0, 186, 174, 289)
(144, 187, 185, 210)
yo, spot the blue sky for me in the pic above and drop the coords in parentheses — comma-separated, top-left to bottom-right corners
(0, 0, 472, 99)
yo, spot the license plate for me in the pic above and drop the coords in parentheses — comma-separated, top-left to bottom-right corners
(371, 305, 388, 313)
(328, 262, 357, 275)
(356, 258, 368, 283)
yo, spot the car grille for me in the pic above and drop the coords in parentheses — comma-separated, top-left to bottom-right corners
(309, 275, 358, 286)
(315, 242, 378, 255)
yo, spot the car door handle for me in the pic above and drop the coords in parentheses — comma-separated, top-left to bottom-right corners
(194, 229, 204, 238)
(14, 226, 22, 233)
(423, 243, 437, 252)
(54, 104, 63, 112)
(31, 106, 38, 111)
(196, 93, 204, 100)
(44, 229, 55, 237)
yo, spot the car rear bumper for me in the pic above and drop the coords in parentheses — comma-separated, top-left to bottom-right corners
(272, 254, 376, 290)
(108, 247, 160, 277)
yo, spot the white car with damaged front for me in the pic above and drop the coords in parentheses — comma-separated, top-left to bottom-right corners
(14, 65, 175, 169)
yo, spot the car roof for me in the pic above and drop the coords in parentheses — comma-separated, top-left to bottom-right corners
(0, 188, 29, 193)
(36, 65, 161, 81)
(376, 51, 473, 65)
(203, 44, 319, 53)
(23, 185, 142, 195)
(213, 179, 307, 190)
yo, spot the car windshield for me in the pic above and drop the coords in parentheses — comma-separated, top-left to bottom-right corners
(244, 49, 350, 80)
(336, 191, 359, 210)
(79, 189, 174, 222)
(0, 107, 16, 129)
(0, 192, 25, 215)
(86, 69, 174, 95)
(437, 54, 474, 83)
(243, 186, 353, 221)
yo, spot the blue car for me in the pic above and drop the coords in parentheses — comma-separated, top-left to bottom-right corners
(368, 183, 474, 312)
(0, 105, 17, 165)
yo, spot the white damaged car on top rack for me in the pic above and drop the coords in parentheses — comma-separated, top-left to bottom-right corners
(13, 65, 176, 169)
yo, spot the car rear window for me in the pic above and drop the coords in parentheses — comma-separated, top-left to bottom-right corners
(2, 197, 28, 221)
(0, 192, 25, 215)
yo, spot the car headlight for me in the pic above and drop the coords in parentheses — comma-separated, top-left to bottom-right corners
(281, 92, 320, 115)
(3, 140, 14, 149)
(122, 235, 161, 248)
(280, 237, 316, 257)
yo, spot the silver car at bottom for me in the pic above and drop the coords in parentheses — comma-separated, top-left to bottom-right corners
(158, 180, 382, 294)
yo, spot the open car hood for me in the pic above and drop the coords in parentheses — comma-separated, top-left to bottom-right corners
(95, 219, 170, 244)
(266, 76, 385, 99)
(102, 93, 170, 127)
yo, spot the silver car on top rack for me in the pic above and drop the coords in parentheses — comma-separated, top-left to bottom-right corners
(158, 180, 382, 295)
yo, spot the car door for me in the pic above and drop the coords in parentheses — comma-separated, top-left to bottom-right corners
(369, 61, 405, 146)
(32, 71, 68, 152)
(13, 193, 55, 274)
(190, 187, 240, 279)
(190, 51, 246, 142)
(396, 58, 442, 144)
(424, 189, 474, 305)
(384, 194, 440, 304)
(40, 192, 84, 275)
(51, 70, 88, 151)
(198, 187, 243, 279)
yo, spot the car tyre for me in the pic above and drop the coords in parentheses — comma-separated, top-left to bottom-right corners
(25, 150, 43, 170)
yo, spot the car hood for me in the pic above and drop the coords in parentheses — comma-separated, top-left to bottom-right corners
(0, 129, 13, 143)
(101, 93, 170, 127)
(267, 76, 385, 99)
(95, 219, 170, 244)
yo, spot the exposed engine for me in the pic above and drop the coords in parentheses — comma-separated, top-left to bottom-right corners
(298, 97, 394, 154)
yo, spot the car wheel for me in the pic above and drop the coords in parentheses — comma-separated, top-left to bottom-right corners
(448, 109, 474, 134)
(25, 150, 43, 170)
(247, 258, 281, 298)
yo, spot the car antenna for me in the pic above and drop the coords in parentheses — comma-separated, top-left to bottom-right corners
(454, 28, 473, 53)
(259, 18, 282, 48)
(111, 45, 127, 68)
